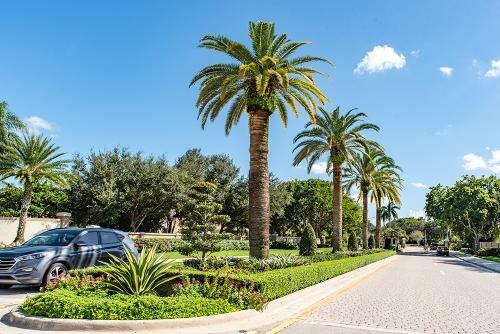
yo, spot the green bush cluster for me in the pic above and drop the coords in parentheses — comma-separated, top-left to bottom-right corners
(307, 249, 384, 263)
(368, 235, 375, 249)
(347, 233, 357, 251)
(183, 255, 309, 272)
(247, 250, 395, 299)
(20, 289, 238, 320)
(449, 236, 462, 251)
(299, 223, 317, 256)
(270, 240, 298, 249)
(134, 238, 249, 253)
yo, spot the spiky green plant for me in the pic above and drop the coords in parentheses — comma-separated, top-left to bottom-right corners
(190, 21, 331, 258)
(105, 247, 178, 296)
(293, 107, 379, 251)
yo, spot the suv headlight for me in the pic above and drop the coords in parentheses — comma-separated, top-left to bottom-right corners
(16, 252, 51, 261)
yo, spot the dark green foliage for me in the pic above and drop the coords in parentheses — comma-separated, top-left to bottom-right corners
(181, 182, 231, 261)
(20, 290, 238, 320)
(384, 238, 392, 249)
(347, 233, 357, 251)
(368, 235, 375, 249)
(183, 255, 309, 272)
(134, 238, 249, 253)
(0, 184, 69, 217)
(299, 223, 317, 256)
(270, 240, 298, 249)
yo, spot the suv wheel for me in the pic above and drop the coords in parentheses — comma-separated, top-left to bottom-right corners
(43, 263, 68, 287)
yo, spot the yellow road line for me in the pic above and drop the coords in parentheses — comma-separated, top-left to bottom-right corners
(265, 257, 396, 334)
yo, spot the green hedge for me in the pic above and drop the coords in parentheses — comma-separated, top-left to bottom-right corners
(245, 250, 395, 299)
(20, 289, 239, 320)
(135, 238, 249, 252)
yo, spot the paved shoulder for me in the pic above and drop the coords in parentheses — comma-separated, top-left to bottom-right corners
(283, 248, 500, 334)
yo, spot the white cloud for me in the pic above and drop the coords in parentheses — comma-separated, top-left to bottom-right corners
(411, 182, 428, 189)
(409, 209, 425, 218)
(410, 50, 420, 57)
(439, 66, 453, 76)
(463, 153, 487, 170)
(310, 162, 327, 174)
(25, 116, 55, 134)
(485, 60, 500, 78)
(354, 45, 406, 74)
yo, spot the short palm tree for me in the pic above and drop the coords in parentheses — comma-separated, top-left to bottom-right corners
(190, 21, 330, 258)
(371, 164, 402, 248)
(293, 107, 379, 251)
(0, 101, 25, 153)
(0, 134, 70, 243)
(344, 148, 397, 248)
(381, 202, 400, 225)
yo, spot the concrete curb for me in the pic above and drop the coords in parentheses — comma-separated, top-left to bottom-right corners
(2, 254, 397, 333)
(451, 251, 500, 273)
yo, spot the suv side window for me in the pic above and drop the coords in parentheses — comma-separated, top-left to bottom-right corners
(77, 231, 99, 245)
(100, 232, 120, 244)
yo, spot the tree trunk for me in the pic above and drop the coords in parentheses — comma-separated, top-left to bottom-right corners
(362, 190, 369, 249)
(375, 206, 382, 248)
(248, 109, 270, 259)
(14, 182, 33, 244)
(331, 163, 343, 252)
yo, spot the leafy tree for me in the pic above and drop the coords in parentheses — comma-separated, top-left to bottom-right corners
(70, 148, 190, 232)
(293, 107, 379, 251)
(0, 101, 25, 155)
(0, 183, 70, 217)
(181, 182, 231, 261)
(0, 134, 69, 243)
(299, 223, 317, 256)
(388, 217, 425, 235)
(409, 230, 424, 244)
(191, 21, 330, 258)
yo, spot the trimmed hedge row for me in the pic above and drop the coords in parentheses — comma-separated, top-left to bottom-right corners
(20, 289, 239, 320)
(135, 238, 249, 252)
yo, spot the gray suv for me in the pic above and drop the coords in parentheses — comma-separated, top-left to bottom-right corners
(0, 227, 138, 288)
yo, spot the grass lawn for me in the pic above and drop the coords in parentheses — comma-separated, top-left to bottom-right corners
(163, 247, 333, 259)
(481, 256, 500, 263)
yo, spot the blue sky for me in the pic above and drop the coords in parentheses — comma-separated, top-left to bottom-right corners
(1, 0, 500, 217)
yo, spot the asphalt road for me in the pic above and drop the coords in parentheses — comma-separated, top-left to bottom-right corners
(282, 247, 500, 334)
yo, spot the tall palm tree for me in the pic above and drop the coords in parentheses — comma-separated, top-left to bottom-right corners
(190, 21, 330, 258)
(344, 148, 396, 248)
(371, 165, 402, 248)
(293, 107, 379, 251)
(0, 101, 25, 153)
(381, 202, 400, 225)
(0, 134, 69, 243)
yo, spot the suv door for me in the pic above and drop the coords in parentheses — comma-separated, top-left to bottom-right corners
(71, 231, 101, 268)
(98, 231, 124, 264)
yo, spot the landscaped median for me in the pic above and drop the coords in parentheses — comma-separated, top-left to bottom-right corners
(12, 249, 395, 327)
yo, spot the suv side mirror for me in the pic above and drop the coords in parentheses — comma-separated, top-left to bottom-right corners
(74, 241, 87, 248)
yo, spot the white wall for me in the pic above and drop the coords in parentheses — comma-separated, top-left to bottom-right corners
(0, 217, 61, 245)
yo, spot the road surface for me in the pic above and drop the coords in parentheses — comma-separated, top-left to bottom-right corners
(282, 247, 500, 334)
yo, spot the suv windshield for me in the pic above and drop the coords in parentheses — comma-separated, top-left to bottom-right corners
(24, 230, 80, 246)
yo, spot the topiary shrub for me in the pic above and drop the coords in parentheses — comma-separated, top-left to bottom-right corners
(270, 240, 298, 249)
(368, 235, 375, 249)
(299, 223, 317, 256)
(347, 233, 357, 251)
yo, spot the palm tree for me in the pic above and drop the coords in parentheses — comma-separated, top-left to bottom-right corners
(0, 101, 25, 153)
(371, 165, 402, 248)
(344, 148, 396, 248)
(293, 107, 379, 251)
(381, 202, 400, 225)
(190, 21, 330, 258)
(0, 134, 70, 243)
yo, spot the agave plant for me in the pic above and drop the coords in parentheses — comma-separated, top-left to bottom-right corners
(105, 247, 178, 296)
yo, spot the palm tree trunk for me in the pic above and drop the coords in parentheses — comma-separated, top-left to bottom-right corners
(375, 206, 382, 248)
(362, 190, 368, 249)
(14, 182, 33, 244)
(332, 163, 343, 252)
(248, 109, 270, 259)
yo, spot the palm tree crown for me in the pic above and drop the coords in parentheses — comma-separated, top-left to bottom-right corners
(190, 21, 331, 134)
(293, 106, 379, 251)
(0, 101, 25, 151)
(381, 202, 400, 222)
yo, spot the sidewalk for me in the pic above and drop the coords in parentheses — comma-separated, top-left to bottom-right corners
(452, 251, 500, 273)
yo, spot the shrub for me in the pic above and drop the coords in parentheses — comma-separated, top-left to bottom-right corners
(270, 240, 298, 249)
(347, 233, 357, 251)
(249, 255, 309, 271)
(368, 235, 375, 249)
(299, 223, 317, 256)
(20, 289, 238, 320)
(308, 249, 383, 263)
(134, 238, 189, 253)
(183, 255, 309, 272)
(105, 247, 179, 295)
(449, 235, 462, 251)
(476, 248, 500, 257)
(172, 276, 268, 311)
(248, 250, 395, 299)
